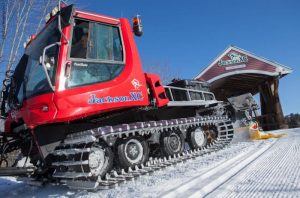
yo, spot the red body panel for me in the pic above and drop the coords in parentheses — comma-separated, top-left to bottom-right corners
(5, 93, 57, 131)
(145, 73, 169, 107)
(5, 13, 155, 132)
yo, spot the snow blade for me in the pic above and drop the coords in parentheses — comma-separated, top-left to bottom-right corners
(249, 122, 287, 140)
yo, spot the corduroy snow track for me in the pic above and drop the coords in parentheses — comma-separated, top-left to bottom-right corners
(50, 115, 234, 190)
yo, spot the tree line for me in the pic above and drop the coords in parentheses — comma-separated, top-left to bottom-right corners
(285, 113, 300, 128)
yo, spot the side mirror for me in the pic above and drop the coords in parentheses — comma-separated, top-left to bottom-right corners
(40, 42, 61, 91)
(132, 15, 143, 37)
(40, 55, 55, 70)
(40, 42, 60, 66)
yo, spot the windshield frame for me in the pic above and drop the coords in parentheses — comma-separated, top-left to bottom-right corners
(18, 17, 61, 100)
(63, 17, 126, 89)
(25, 17, 61, 88)
(68, 17, 126, 64)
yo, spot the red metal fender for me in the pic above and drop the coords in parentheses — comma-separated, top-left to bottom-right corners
(144, 73, 169, 107)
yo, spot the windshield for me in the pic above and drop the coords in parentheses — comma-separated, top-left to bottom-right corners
(67, 19, 124, 88)
(12, 19, 61, 103)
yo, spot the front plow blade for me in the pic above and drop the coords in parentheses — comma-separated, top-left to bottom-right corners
(249, 129, 287, 140)
(249, 122, 287, 140)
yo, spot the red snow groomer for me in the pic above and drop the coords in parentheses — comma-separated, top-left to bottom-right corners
(0, 4, 234, 189)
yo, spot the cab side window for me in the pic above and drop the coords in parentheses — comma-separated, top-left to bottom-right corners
(67, 19, 124, 88)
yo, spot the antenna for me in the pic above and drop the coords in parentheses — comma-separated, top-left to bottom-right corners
(58, 0, 69, 44)
(61, 0, 68, 5)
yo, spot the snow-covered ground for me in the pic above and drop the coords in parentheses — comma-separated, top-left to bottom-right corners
(1, 128, 299, 198)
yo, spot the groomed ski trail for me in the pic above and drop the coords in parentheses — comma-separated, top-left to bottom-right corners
(160, 134, 277, 197)
(208, 128, 300, 198)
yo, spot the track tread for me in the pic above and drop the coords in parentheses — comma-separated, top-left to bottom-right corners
(51, 115, 234, 190)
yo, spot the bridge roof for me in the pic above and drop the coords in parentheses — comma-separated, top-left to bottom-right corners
(195, 46, 293, 100)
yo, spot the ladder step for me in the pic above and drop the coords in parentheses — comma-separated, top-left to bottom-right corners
(52, 148, 91, 156)
(63, 136, 96, 145)
(66, 180, 99, 190)
(53, 171, 92, 178)
(0, 167, 35, 177)
(52, 160, 88, 167)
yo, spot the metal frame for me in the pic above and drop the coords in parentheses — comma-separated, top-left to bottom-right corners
(164, 85, 218, 107)
(76, 10, 120, 23)
(67, 17, 125, 64)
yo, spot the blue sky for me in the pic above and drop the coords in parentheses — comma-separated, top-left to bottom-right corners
(75, 0, 300, 115)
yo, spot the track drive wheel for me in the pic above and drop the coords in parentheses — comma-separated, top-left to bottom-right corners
(207, 128, 217, 145)
(116, 136, 149, 169)
(160, 129, 184, 156)
(187, 127, 208, 149)
(88, 142, 113, 178)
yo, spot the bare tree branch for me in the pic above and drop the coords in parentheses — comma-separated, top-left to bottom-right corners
(1, 0, 59, 68)
(36, 0, 52, 34)
(11, 0, 35, 66)
(6, 1, 24, 71)
(144, 64, 180, 85)
(0, 0, 17, 63)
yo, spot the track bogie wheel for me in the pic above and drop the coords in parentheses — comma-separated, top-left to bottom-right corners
(88, 142, 113, 178)
(160, 129, 184, 156)
(116, 136, 149, 169)
(187, 127, 208, 149)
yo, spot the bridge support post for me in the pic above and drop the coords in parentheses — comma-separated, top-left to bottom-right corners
(259, 77, 288, 130)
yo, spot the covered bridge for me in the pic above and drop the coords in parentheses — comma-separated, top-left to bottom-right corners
(195, 46, 293, 130)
